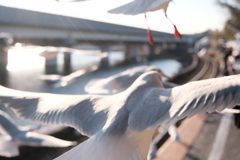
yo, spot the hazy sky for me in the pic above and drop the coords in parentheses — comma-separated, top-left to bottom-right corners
(0, 0, 234, 34)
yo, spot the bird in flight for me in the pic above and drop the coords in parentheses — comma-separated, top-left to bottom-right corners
(85, 65, 172, 94)
(108, 0, 182, 44)
(56, 0, 182, 45)
(0, 110, 76, 158)
(0, 71, 240, 160)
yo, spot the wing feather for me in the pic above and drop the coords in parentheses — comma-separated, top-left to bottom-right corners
(0, 137, 19, 157)
(129, 75, 240, 132)
(0, 86, 111, 136)
(173, 75, 240, 117)
(108, 0, 171, 15)
(217, 93, 233, 112)
(16, 132, 76, 147)
(198, 94, 215, 115)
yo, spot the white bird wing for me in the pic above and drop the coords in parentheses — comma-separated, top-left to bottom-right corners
(0, 136, 19, 157)
(85, 66, 161, 94)
(15, 131, 76, 147)
(108, 0, 171, 15)
(0, 86, 112, 137)
(54, 65, 98, 88)
(0, 110, 22, 137)
(128, 75, 240, 132)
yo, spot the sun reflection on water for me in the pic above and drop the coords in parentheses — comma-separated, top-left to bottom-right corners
(7, 47, 45, 71)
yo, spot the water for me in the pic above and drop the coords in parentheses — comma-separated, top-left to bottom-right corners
(0, 46, 182, 126)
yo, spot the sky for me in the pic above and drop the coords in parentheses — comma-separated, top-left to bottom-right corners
(0, 0, 235, 34)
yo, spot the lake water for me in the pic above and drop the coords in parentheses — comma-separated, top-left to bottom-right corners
(0, 46, 183, 126)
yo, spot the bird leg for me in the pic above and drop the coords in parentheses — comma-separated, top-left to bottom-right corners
(164, 13, 182, 39)
(144, 14, 154, 45)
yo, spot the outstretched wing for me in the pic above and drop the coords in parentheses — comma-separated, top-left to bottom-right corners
(85, 66, 162, 94)
(0, 137, 19, 157)
(0, 86, 112, 137)
(0, 110, 21, 137)
(129, 75, 240, 132)
(108, 0, 171, 15)
(16, 131, 76, 147)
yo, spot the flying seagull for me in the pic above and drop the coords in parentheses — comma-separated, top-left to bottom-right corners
(108, 0, 182, 44)
(39, 65, 99, 88)
(0, 110, 76, 158)
(85, 65, 179, 159)
(56, 0, 182, 44)
(0, 72, 240, 160)
(85, 65, 172, 94)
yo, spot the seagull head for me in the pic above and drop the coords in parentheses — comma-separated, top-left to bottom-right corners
(144, 66, 171, 81)
(135, 71, 165, 88)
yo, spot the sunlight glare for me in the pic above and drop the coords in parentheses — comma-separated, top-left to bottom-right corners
(7, 47, 45, 71)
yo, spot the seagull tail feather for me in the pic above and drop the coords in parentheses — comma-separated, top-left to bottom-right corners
(54, 134, 143, 160)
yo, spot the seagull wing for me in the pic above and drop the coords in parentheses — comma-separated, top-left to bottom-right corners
(0, 137, 19, 157)
(85, 66, 161, 94)
(148, 0, 171, 13)
(108, 0, 171, 15)
(54, 65, 98, 88)
(15, 131, 76, 147)
(0, 110, 22, 137)
(129, 75, 240, 132)
(0, 86, 112, 137)
(108, 1, 140, 15)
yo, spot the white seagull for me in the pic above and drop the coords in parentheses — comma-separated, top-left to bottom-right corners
(85, 65, 179, 159)
(109, 0, 172, 15)
(108, 0, 182, 42)
(0, 110, 76, 158)
(39, 65, 99, 88)
(0, 72, 240, 160)
(85, 65, 171, 94)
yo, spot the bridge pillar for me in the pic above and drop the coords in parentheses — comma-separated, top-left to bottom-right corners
(99, 52, 109, 69)
(0, 38, 8, 84)
(125, 44, 138, 63)
(99, 45, 109, 53)
(148, 45, 155, 60)
(45, 57, 58, 75)
(98, 44, 109, 68)
(63, 52, 72, 74)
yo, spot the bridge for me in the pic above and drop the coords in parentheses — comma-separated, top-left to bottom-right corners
(0, 5, 184, 45)
(0, 5, 189, 75)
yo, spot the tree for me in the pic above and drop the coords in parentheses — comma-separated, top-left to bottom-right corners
(218, 0, 240, 39)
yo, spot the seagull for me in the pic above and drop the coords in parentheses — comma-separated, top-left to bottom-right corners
(84, 65, 179, 159)
(39, 65, 99, 88)
(85, 65, 171, 94)
(108, 0, 182, 44)
(0, 71, 240, 160)
(56, 0, 182, 44)
(0, 110, 76, 158)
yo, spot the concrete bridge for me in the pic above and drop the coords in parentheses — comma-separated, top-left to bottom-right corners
(0, 5, 189, 75)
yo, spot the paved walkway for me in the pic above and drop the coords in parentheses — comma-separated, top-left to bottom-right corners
(155, 113, 240, 160)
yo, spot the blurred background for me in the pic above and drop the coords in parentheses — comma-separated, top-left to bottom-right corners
(0, 0, 239, 160)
